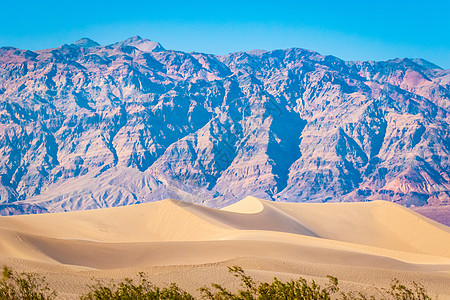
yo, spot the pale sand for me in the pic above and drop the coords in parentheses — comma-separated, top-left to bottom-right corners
(0, 197, 449, 299)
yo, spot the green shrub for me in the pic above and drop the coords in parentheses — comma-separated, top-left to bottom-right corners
(0, 266, 57, 300)
(339, 278, 433, 300)
(382, 278, 432, 300)
(200, 266, 339, 300)
(80, 272, 194, 300)
(200, 266, 433, 300)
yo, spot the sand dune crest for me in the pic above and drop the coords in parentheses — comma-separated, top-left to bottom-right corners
(0, 197, 449, 299)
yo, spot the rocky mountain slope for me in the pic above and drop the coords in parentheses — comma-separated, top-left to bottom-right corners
(0, 36, 449, 214)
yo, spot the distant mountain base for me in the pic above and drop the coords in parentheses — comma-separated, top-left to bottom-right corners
(411, 205, 450, 227)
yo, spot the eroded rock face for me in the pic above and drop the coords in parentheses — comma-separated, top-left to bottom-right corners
(0, 37, 449, 214)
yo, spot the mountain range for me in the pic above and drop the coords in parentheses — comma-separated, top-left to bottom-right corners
(0, 36, 449, 216)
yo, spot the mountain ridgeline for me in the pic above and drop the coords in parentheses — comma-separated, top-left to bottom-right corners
(0, 36, 449, 214)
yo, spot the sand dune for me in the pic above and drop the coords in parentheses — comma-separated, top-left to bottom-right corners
(0, 197, 449, 299)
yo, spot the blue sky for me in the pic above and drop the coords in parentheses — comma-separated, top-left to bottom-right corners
(1, 0, 449, 68)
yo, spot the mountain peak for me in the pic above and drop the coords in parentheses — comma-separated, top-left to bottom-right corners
(73, 38, 100, 48)
(121, 35, 143, 44)
(114, 36, 165, 52)
(246, 49, 267, 56)
(130, 35, 143, 41)
(411, 58, 442, 70)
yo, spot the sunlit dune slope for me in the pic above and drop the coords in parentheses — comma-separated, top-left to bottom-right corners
(0, 197, 449, 270)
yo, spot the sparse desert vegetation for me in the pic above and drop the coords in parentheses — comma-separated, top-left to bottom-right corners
(1, 265, 434, 300)
(80, 272, 194, 300)
(0, 266, 57, 300)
